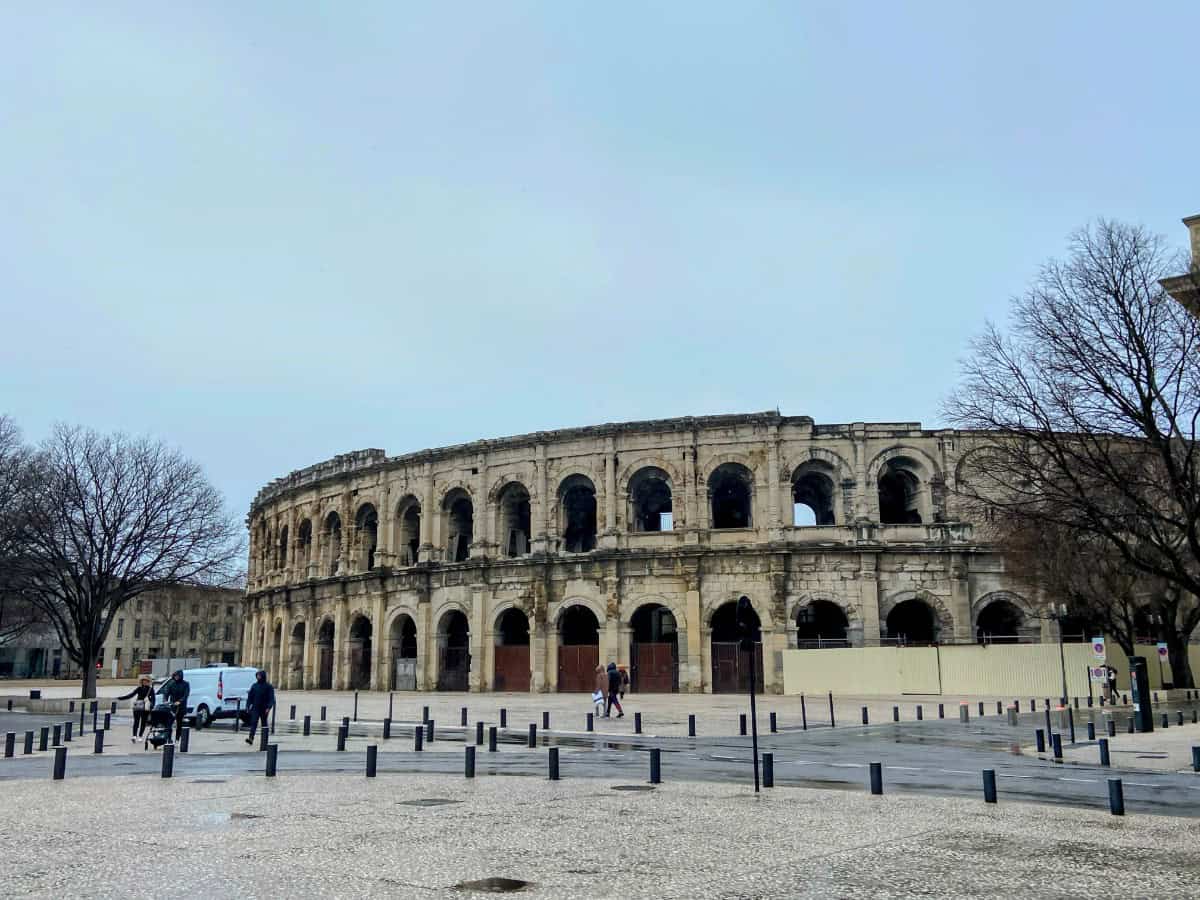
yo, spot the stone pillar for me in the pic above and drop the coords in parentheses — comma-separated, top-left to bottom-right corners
(858, 552, 881, 646)
(333, 598, 348, 690)
(852, 424, 870, 520)
(419, 465, 435, 562)
(949, 554, 971, 643)
(470, 586, 486, 691)
(684, 578, 702, 692)
(766, 625, 787, 694)
(546, 624, 559, 692)
(370, 589, 387, 691)
(533, 443, 550, 553)
(531, 609, 547, 692)
(416, 598, 432, 690)
(767, 424, 781, 537)
(278, 604, 291, 688)
(601, 438, 617, 548)
(377, 484, 394, 568)
(471, 453, 488, 559)
(684, 433, 699, 535)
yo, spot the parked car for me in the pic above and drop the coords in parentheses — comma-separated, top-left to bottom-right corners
(171, 666, 259, 728)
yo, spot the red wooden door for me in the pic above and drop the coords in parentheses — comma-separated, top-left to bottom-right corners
(557, 644, 599, 692)
(493, 645, 530, 692)
(710, 642, 764, 693)
(634, 642, 677, 692)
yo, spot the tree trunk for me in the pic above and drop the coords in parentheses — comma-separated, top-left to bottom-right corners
(80, 656, 98, 699)
(1166, 634, 1194, 689)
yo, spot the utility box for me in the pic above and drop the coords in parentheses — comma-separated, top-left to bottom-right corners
(1129, 656, 1154, 733)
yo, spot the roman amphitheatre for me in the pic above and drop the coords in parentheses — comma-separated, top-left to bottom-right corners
(243, 411, 1041, 694)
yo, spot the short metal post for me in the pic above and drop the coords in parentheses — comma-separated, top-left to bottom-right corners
(688, 714, 696, 737)
(1128, 717, 1135, 734)
(64, 721, 72, 743)
(740, 713, 748, 735)
(500, 708, 507, 729)
(528, 724, 537, 748)
(234, 700, 240, 733)
(320, 705, 326, 721)
(93, 730, 104, 754)
(289, 705, 296, 720)
(892, 706, 899, 723)
(649, 748, 661, 784)
(388, 692, 394, 720)
(353, 691, 358, 722)
(1178, 711, 1184, 727)
(1107, 719, 1115, 737)
(342, 716, 350, 732)
(476, 721, 484, 745)
(1108, 778, 1125, 816)
(586, 713, 594, 733)
(1035, 729, 1045, 753)
(259, 725, 269, 752)
(828, 692, 835, 727)
(1052, 732, 1063, 760)
(762, 752, 774, 788)
(1099, 738, 1110, 766)
(337, 725, 347, 752)
(92, 702, 98, 732)
(52, 724, 62, 746)
(24, 731, 34, 754)
(465, 746, 475, 778)
(413, 727, 423, 752)
(1044, 709, 1053, 740)
(180, 728, 190, 753)
(265, 743, 278, 777)
(39, 726, 49, 751)
(978, 701, 984, 717)
(161, 744, 174, 778)
(548, 747, 559, 780)
(69, 701, 75, 713)
(422, 705, 429, 723)
(636, 712, 643, 734)
(80, 706, 85, 734)
(938, 703, 944, 719)
(103, 713, 110, 731)
(52, 746, 67, 780)
(1161, 712, 1169, 730)
(982, 769, 997, 803)
(1067, 707, 1076, 744)
(1014, 700, 1020, 713)
(800, 695, 807, 730)
(488, 726, 497, 752)
(916, 705, 923, 721)
(426, 720, 434, 743)
(383, 718, 391, 740)
(542, 711, 550, 730)
(1191, 746, 1200, 773)
(861, 707, 868, 725)
(303, 715, 311, 736)
(869, 762, 882, 795)
(4, 732, 13, 758)
(271, 703, 277, 733)
(959, 704, 969, 724)
(461, 707, 468, 727)
(365, 744, 377, 778)
(996, 701, 1002, 715)
(1087, 721, 1095, 741)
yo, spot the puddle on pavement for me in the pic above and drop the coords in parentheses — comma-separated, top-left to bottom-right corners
(452, 877, 534, 893)
(190, 779, 227, 784)
(397, 798, 462, 807)
(610, 785, 655, 792)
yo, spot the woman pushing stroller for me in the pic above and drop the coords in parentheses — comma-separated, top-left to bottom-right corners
(117, 675, 156, 743)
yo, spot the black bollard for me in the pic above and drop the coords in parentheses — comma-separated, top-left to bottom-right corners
(337, 725, 347, 752)
(1052, 732, 1063, 760)
(801, 694, 807, 730)
(861, 707, 868, 726)
(382, 718, 391, 740)
(92, 702, 98, 732)
(916, 705, 923, 721)
(52, 724, 61, 747)
(996, 701, 1003, 715)
(103, 713, 110, 731)
(413, 727, 423, 752)
(64, 722, 72, 743)
(303, 715, 311, 736)
(271, 703, 277, 733)
(688, 714, 696, 737)
(1178, 711, 1185, 727)
(1161, 713, 1169, 730)
(548, 746, 559, 781)
(69, 701, 75, 713)
(1087, 695, 1093, 708)
(24, 731, 33, 755)
(259, 725, 269, 752)
(1192, 747, 1200, 773)
(1035, 729, 1045, 753)
(892, 706, 899, 723)
(465, 745, 475, 779)
(1074, 697, 1080, 709)
(938, 703, 945, 719)
(978, 701, 984, 717)
(422, 705, 429, 723)
(234, 700, 241, 733)
(476, 722, 484, 745)
(365, 744, 377, 778)
(982, 769, 997, 804)
(388, 692, 394, 720)
(265, 743, 278, 777)
(636, 712, 643, 735)
(1107, 719, 1116, 737)
(488, 726, 498, 753)
(4, 732, 14, 758)
(80, 706, 85, 735)
(762, 752, 774, 788)
(93, 730, 104, 755)
(342, 716, 350, 732)
(1108, 778, 1125, 816)
(1194, 710, 1198, 724)
(52, 746, 67, 780)
(461, 707, 468, 727)
(543, 711, 550, 730)
(353, 691, 358, 722)
(1128, 717, 1135, 734)
(528, 724, 537, 748)
(426, 720, 434, 743)
(290, 705, 296, 721)
(828, 691, 835, 727)
(498, 709, 506, 729)
(180, 728, 190, 753)
(649, 748, 661, 784)
(39, 726, 49, 752)
(161, 744, 174, 778)
(320, 705, 327, 721)
(1153, 692, 1159, 703)
(1014, 700, 1020, 713)
(869, 762, 883, 795)
(1099, 738, 1110, 766)
(1087, 722, 1095, 741)
(587, 713, 594, 733)
(740, 713, 748, 735)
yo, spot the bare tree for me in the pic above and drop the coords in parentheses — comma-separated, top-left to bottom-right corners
(10, 425, 243, 697)
(947, 220, 1200, 686)
(0, 416, 43, 645)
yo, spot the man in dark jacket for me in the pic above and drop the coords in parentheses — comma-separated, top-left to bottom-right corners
(158, 670, 190, 740)
(605, 662, 624, 718)
(245, 670, 276, 744)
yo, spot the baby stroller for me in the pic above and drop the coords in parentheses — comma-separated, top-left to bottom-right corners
(145, 702, 176, 749)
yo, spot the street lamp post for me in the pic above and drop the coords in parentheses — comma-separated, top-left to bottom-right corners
(1052, 603, 1069, 705)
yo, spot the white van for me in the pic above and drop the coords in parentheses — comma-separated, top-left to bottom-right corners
(174, 666, 260, 727)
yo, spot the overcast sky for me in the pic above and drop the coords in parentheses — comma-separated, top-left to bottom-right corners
(2, 3, 1196, 522)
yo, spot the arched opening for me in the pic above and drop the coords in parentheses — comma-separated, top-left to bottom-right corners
(257, 521, 269, 577)
(298, 519, 313, 570)
(795, 601, 849, 647)
(436, 610, 470, 691)
(288, 621, 305, 689)
(497, 483, 532, 558)
(443, 491, 474, 562)
(277, 526, 289, 570)
(493, 608, 530, 692)
(316, 618, 335, 689)
(878, 460, 922, 524)
(792, 466, 835, 526)
(396, 497, 421, 566)
(348, 615, 372, 690)
(324, 512, 342, 576)
(557, 605, 600, 692)
(628, 467, 673, 532)
(709, 463, 753, 529)
(630, 604, 678, 692)
(559, 475, 597, 553)
(885, 599, 939, 645)
(355, 504, 379, 571)
(389, 614, 418, 690)
(710, 601, 763, 693)
(976, 600, 1025, 644)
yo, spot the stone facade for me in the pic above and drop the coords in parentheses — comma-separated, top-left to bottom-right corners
(242, 412, 1045, 694)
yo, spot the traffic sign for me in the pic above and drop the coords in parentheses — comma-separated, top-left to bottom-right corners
(1091, 637, 1106, 660)
(1156, 642, 1168, 659)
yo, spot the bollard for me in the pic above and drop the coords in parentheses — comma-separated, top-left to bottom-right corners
(741, 713, 748, 735)
(383, 718, 391, 740)
(1044, 709, 1053, 741)
(1107, 719, 1116, 737)
(465, 745, 476, 779)
(110, 700, 116, 715)
(996, 701, 1003, 715)
(1052, 732, 1063, 760)
(413, 727, 423, 752)
(259, 725, 269, 752)
(1178, 711, 1185, 727)
(93, 730, 104, 754)
(1123, 694, 1128, 704)
(869, 762, 883, 795)
(917, 705, 923, 721)
(1100, 696, 1106, 707)
(103, 713, 110, 731)
(548, 746, 559, 781)
(320, 705, 326, 721)
(982, 769, 997, 804)
(92, 703, 98, 732)
(1194, 710, 1198, 724)
(635, 712, 643, 735)
(342, 716, 350, 732)
(528, 724, 537, 748)
(39, 726, 49, 752)
(52, 724, 61, 747)
(180, 728, 190, 754)
(426, 720, 435, 743)
(64, 722, 72, 743)
(161, 744, 174, 778)
(587, 713, 594, 733)
(289, 705, 296, 720)
(1074, 697, 1080, 710)
(978, 701, 985, 717)
(52, 746, 67, 780)
(234, 701, 240, 733)
(337, 725, 347, 752)
(271, 704, 277, 734)
(365, 744, 377, 778)
(353, 691, 358, 722)
(959, 704, 969, 724)
(1067, 707, 1076, 744)
(500, 708, 507, 729)
(688, 714, 696, 737)
(1128, 717, 1135, 734)
(1087, 695, 1093, 708)
(303, 715, 311, 737)
(892, 706, 899, 723)
(1161, 713, 1169, 730)
(488, 726, 498, 753)
(422, 705, 430, 723)
(649, 748, 661, 784)
(769, 712, 777, 733)
(1014, 700, 1020, 713)
(542, 711, 550, 730)
(1153, 692, 1159, 703)
(3, 732, 13, 758)
(1192, 746, 1200, 773)
(265, 743, 278, 777)
(69, 701, 75, 713)
(388, 692, 394, 720)
(476, 721, 484, 745)
(80, 706, 85, 735)
(1035, 729, 1045, 753)
(24, 731, 33, 755)
(1108, 778, 1125, 816)
(762, 752, 774, 788)
(801, 695, 807, 730)
(861, 707, 868, 726)
(938, 703, 944, 719)
(1087, 722, 1095, 742)
(461, 707, 468, 727)
(828, 691, 835, 727)
(1099, 738, 1110, 767)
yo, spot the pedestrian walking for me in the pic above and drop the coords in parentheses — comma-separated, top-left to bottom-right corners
(245, 670, 276, 745)
(605, 662, 624, 718)
(117, 674, 156, 743)
(592, 665, 607, 719)
(158, 669, 190, 741)
(1106, 665, 1119, 704)
(618, 666, 630, 699)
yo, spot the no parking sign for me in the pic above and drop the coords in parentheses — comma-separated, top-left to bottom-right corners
(1091, 637, 1105, 660)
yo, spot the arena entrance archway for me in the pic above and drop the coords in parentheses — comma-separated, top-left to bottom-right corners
(885, 599, 939, 645)
(348, 615, 372, 690)
(316, 618, 335, 689)
(630, 603, 678, 692)
(389, 615, 417, 690)
(437, 610, 470, 691)
(288, 621, 305, 689)
(796, 601, 849, 648)
(710, 601, 763, 694)
(557, 605, 599, 692)
(493, 608, 530, 692)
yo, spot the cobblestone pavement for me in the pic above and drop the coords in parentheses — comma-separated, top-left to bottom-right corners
(0, 774, 1196, 899)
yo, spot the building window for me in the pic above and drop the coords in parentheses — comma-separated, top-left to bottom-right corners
(136, 599, 143, 612)
(134, 620, 142, 639)
(208, 623, 217, 641)
(132, 647, 140, 661)
(152, 623, 160, 639)
(226, 606, 234, 618)
(189, 622, 198, 640)
(168, 624, 178, 640)
(191, 604, 199, 616)
(224, 624, 232, 641)
(116, 619, 125, 639)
